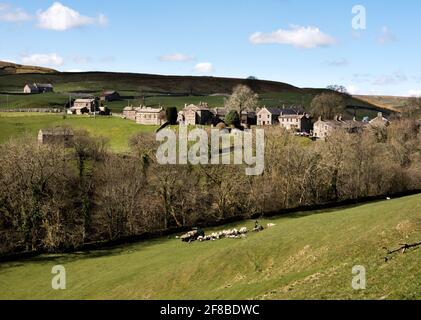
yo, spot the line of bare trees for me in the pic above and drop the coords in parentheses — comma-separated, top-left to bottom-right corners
(0, 119, 420, 255)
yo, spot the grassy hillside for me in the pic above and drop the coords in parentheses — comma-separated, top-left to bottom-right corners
(0, 71, 395, 117)
(354, 95, 413, 112)
(0, 113, 157, 152)
(0, 194, 420, 300)
(0, 61, 57, 75)
(0, 72, 300, 94)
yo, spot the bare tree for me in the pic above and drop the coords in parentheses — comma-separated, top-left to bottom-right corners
(327, 85, 349, 95)
(225, 85, 259, 115)
(310, 93, 346, 120)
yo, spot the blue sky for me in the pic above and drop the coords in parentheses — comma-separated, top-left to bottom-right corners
(1, 0, 421, 96)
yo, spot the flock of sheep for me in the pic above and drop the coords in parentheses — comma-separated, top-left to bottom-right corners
(179, 222, 276, 243)
(197, 227, 250, 241)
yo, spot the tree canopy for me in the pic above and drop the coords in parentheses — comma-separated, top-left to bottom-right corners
(310, 93, 346, 120)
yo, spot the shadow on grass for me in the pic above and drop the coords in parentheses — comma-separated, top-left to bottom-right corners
(0, 237, 174, 269)
(268, 200, 383, 221)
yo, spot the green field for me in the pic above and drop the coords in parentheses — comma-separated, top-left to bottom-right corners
(0, 113, 157, 152)
(0, 194, 420, 300)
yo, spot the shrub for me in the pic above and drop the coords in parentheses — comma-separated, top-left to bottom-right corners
(225, 110, 240, 127)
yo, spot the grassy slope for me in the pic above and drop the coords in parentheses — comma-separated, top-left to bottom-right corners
(0, 113, 157, 152)
(0, 72, 300, 94)
(0, 195, 419, 300)
(0, 71, 393, 116)
(354, 95, 412, 112)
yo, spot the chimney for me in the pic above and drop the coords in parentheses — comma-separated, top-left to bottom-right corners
(318, 116, 322, 122)
(334, 115, 338, 121)
(378, 112, 382, 118)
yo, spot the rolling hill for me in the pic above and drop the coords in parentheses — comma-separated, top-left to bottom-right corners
(0, 61, 57, 75)
(0, 194, 419, 300)
(353, 95, 414, 112)
(0, 61, 399, 116)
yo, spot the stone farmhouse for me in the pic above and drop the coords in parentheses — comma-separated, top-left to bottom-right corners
(257, 107, 281, 126)
(123, 106, 139, 121)
(257, 107, 306, 126)
(178, 103, 213, 126)
(23, 83, 54, 94)
(38, 128, 74, 147)
(279, 112, 312, 133)
(135, 107, 166, 125)
(123, 106, 166, 125)
(313, 115, 386, 140)
(69, 99, 97, 115)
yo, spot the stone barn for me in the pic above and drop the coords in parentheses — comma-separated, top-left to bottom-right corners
(38, 128, 74, 147)
(100, 90, 121, 102)
(23, 83, 54, 94)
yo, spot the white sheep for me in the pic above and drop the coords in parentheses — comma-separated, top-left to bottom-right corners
(239, 227, 248, 234)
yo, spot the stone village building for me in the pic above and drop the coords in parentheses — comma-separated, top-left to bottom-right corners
(313, 114, 389, 140)
(69, 99, 97, 115)
(123, 106, 166, 125)
(100, 90, 121, 102)
(24, 83, 54, 94)
(279, 112, 312, 133)
(257, 106, 308, 129)
(135, 107, 166, 125)
(178, 103, 213, 126)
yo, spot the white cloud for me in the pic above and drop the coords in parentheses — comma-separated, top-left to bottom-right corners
(249, 25, 336, 49)
(345, 84, 384, 96)
(346, 84, 360, 95)
(408, 89, 421, 97)
(21, 53, 64, 67)
(378, 26, 397, 44)
(159, 53, 195, 62)
(194, 62, 214, 74)
(0, 3, 32, 22)
(37, 2, 107, 31)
